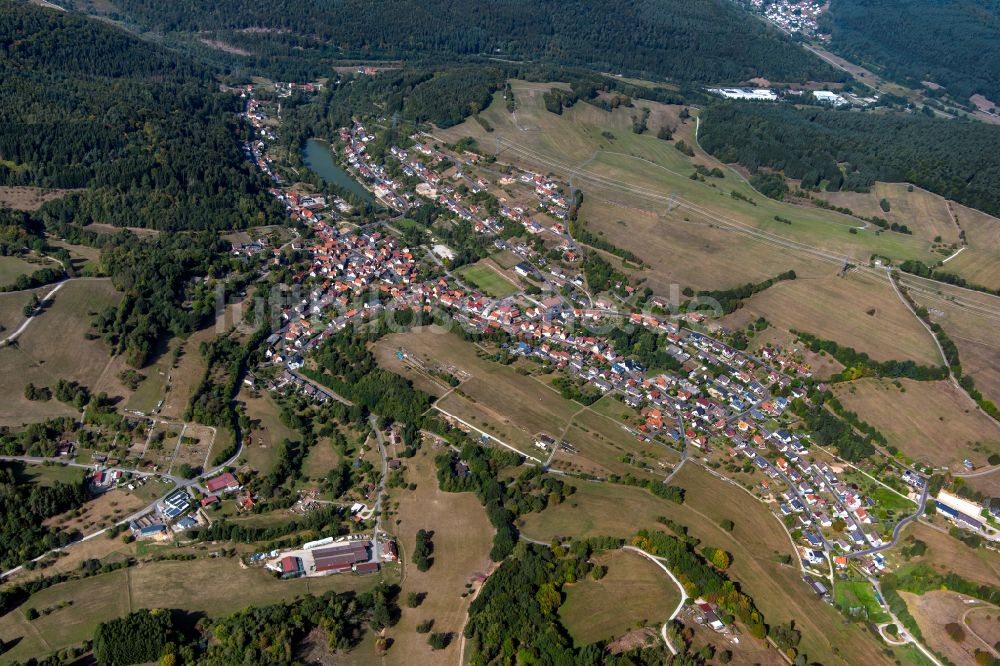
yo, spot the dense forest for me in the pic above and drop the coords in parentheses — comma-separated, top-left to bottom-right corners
(87, 0, 843, 84)
(0, 1, 281, 231)
(820, 0, 1000, 103)
(699, 102, 1000, 216)
(0, 463, 89, 570)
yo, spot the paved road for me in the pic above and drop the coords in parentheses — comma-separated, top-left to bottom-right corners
(849, 483, 929, 559)
(869, 576, 944, 666)
(1, 425, 246, 580)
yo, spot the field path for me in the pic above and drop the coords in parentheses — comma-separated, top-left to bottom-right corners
(0, 281, 65, 344)
(621, 546, 687, 656)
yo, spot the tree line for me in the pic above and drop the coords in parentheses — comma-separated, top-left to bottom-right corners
(700, 102, 1000, 217)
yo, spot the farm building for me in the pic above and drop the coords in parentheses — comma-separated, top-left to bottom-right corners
(205, 472, 241, 494)
(312, 541, 371, 574)
(280, 556, 304, 579)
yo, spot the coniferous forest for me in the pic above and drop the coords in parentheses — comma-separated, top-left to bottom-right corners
(83, 0, 845, 84)
(821, 0, 1000, 103)
(0, 1, 282, 231)
(699, 102, 1000, 216)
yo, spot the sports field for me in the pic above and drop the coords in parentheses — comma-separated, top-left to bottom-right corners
(456, 260, 519, 297)
(558, 549, 679, 645)
(833, 378, 1000, 469)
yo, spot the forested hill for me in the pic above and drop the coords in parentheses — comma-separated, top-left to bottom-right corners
(92, 0, 845, 84)
(699, 103, 1000, 216)
(820, 0, 1000, 103)
(0, 1, 281, 231)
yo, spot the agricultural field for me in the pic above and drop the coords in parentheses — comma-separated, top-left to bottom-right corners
(0, 279, 122, 427)
(456, 259, 519, 297)
(558, 549, 679, 645)
(833, 378, 1000, 469)
(0, 558, 384, 663)
(900, 590, 999, 666)
(383, 449, 494, 666)
(519, 463, 893, 666)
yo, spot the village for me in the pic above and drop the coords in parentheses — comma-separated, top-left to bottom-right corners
(233, 81, 1000, 602)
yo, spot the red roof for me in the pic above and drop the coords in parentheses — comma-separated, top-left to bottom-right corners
(206, 472, 239, 493)
(281, 556, 301, 573)
(201, 495, 219, 507)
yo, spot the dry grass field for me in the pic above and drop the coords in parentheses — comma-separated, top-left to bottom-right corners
(817, 183, 961, 245)
(833, 378, 1000, 469)
(0, 186, 75, 211)
(436, 81, 938, 292)
(519, 463, 893, 666)
(901, 590, 998, 666)
(897, 522, 1000, 589)
(169, 423, 217, 473)
(965, 605, 1000, 658)
(384, 450, 494, 666)
(907, 284, 1000, 405)
(0, 279, 122, 426)
(0, 255, 57, 287)
(730, 271, 942, 365)
(945, 202, 1000, 291)
(558, 549, 679, 646)
(0, 286, 47, 333)
(0, 557, 385, 663)
(43, 486, 148, 536)
(375, 326, 666, 475)
(239, 389, 300, 475)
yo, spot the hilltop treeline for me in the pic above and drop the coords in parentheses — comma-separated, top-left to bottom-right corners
(0, 1, 281, 231)
(700, 103, 1000, 216)
(820, 0, 1000, 103)
(102, 0, 841, 84)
